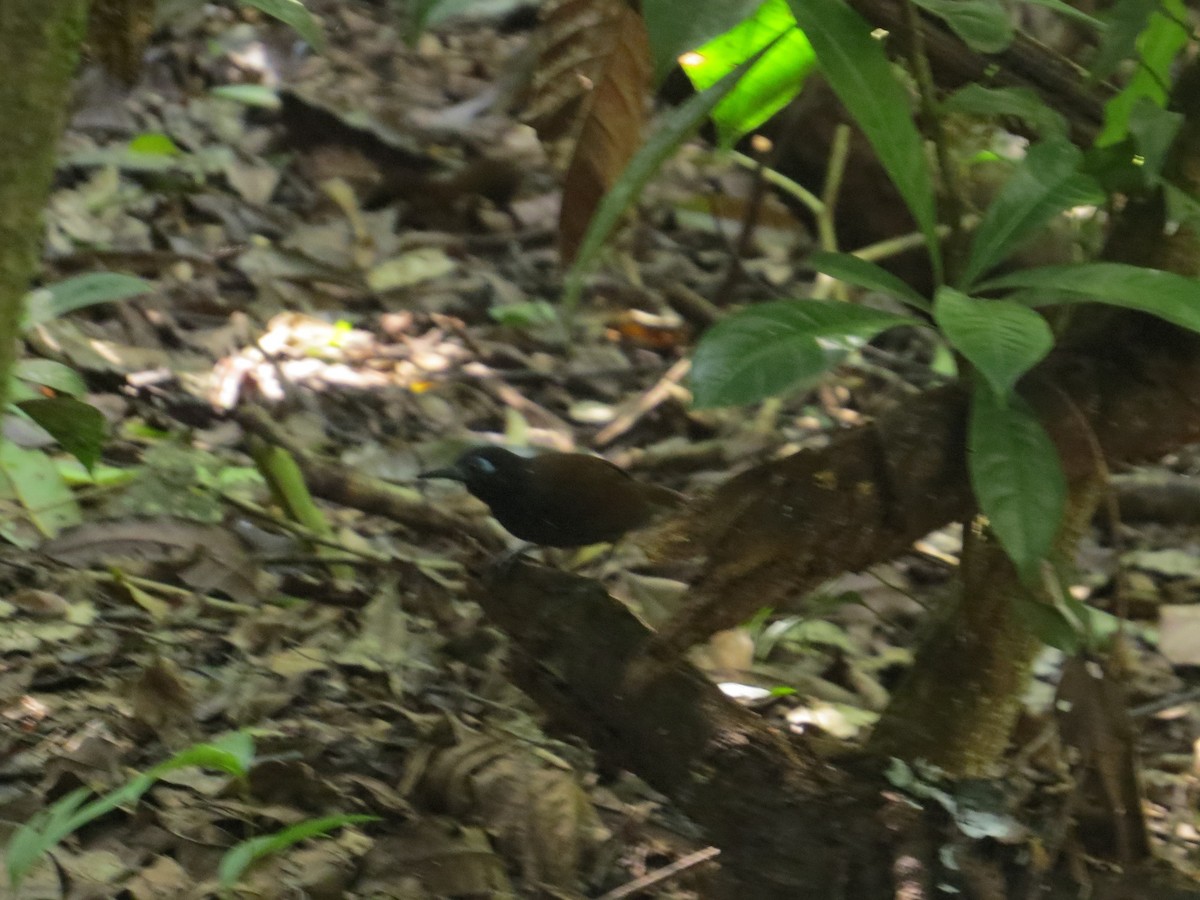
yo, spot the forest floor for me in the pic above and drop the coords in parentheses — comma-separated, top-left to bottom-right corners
(4, 2, 1200, 898)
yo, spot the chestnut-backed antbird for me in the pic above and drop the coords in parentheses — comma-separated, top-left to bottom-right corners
(419, 446, 684, 547)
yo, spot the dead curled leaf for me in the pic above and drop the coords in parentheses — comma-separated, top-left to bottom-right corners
(523, 0, 653, 263)
(8, 588, 71, 619)
(41, 516, 274, 604)
(414, 729, 610, 890)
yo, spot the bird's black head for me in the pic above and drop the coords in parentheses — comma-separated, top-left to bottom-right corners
(418, 446, 531, 505)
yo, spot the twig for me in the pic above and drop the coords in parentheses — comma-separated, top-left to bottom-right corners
(594, 358, 691, 446)
(811, 123, 853, 300)
(733, 134, 773, 261)
(730, 149, 823, 214)
(596, 846, 720, 900)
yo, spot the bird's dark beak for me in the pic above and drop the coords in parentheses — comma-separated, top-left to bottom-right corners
(418, 464, 466, 482)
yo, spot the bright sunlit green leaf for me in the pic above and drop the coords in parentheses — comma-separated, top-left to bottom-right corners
(678, 0, 816, 143)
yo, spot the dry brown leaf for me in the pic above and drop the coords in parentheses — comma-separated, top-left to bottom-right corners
(122, 854, 192, 900)
(42, 516, 272, 605)
(7, 588, 71, 619)
(358, 822, 513, 897)
(420, 729, 609, 890)
(129, 657, 195, 737)
(524, 0, 652, 263)
(1056, 655, 1151, 865)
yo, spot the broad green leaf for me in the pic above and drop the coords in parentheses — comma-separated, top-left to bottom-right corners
(0, 442, 81, 537)
(942, 84, 1066, 137)
(12, 360, 86, 397)
(785, 0, 942, 281)
(1126, 97, 1183, 186)
(690, 300, 914, 407)
(24, 273, 151, 329)
(677, 0, 815, 143)
(807, 251, 930, 311)
(17, 398, 106, 472)
(241, 0, 326, 51)
(6, 381, 42, 404)
(912, 0, 1014, 53)
(643, 0, 765, 81)
(564, 44, 773, 309)
(1096, 0, 1188, 146)
(960, 138, 1104, 288)
(219, 815, 378, 887)
(1091, 0, 1154, 80)
(969, 381, 1065, 580)
(980, 263, 1200, 334)
(934, 288, 1052, 399)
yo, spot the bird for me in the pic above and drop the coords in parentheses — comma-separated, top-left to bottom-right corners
(419, 446, 684, 547)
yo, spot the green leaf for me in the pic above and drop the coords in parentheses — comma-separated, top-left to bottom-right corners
(1091, 0, 1154, 80)
(960, 138, 1104, 288)
(643, 0, 766, 81)
(1165, 184, 1200, 231)
(941, 84, 1066, 137)
(1126, 97, 1183, 186)
(240, 0, 326, 51)
(211, 83, 282, 109)
(5, 733, 256, 890)
(911, 0, 1014, 53)
(1095, 0, 1188, 147)
(149, 732, 256, 779)
(969, 381, 1065, 580)
(17, 398, 107, 472)
(219, 814, 378, 887)
(563, 42, 773, 310)
(12, 360, 86, 397)
(807, 251, 930, 311)
(1011, 592, 1083, 653)
(934, 289, 1052, 399)
(980, 263, 1200, 334)
(24, 273, 151, 329)
(678, 0, 816, 143)
(690, 300, 914, 407)
(785, 0, 942, 281)
(127, 132, 180, 156)
(1012, 585, 1121, 653)
(0, 442, 81, 538)
(6, 787, 93, 888)
(489, 300, 559, 328)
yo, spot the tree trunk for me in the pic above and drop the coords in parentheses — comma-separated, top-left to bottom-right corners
(0, 2, 90, 410)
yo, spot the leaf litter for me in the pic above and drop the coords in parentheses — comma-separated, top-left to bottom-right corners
(4, 0, 1200, 896)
